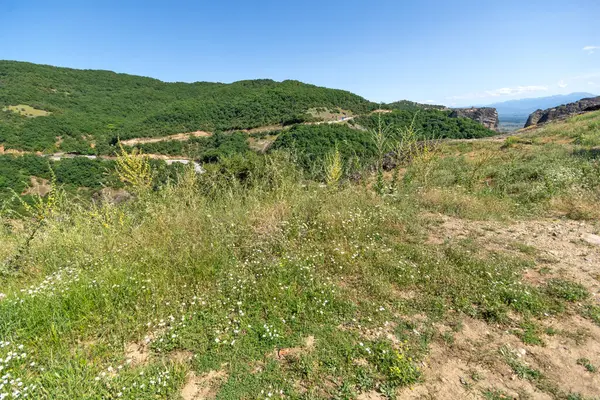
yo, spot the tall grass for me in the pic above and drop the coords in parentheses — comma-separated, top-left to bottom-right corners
(0, 114, 599, 398)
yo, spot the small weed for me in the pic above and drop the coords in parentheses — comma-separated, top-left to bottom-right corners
(324, 145, 343, 187)
(500, 346, 542, 382)
(561, 329, 590, 345)
(545, 279, 589, 302)
(512, 242, 537, 255)
(538, 266, 552, 274)
(374, 343, 421, 388)
(582, 304, 600, 326)
(441, 331, 455, 345)
(483, 388, 511, 399)
(544, 327, 557, 336)
(469, 369, 483, 382)
(513, 321, 544, 346)
(501, 136, 520, 149)
(576, 358, 597, 373)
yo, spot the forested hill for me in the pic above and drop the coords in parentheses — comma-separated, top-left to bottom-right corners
(0, 61, 376, 153)
(384, 100, 447, 111)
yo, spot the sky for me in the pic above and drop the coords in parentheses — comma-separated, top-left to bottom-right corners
(1, 0, 599, 106)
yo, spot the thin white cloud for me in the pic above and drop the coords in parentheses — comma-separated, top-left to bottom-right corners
(589, 81, 597, 86)
(558, 80, 568, 88)
(447, 85, 548, 101)
(484, 85, 548, 97)
(570, 71, 600, 80)
(583, 45, 599, 54)
(423, 100, 436, 103)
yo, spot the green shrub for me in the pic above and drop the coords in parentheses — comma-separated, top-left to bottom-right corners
(546, 279, 589, 302)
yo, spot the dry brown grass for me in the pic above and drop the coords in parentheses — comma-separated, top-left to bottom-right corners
(418, 188, 515, 220)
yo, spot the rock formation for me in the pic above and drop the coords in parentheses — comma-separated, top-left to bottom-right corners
(524, 96, 600, 127)
(450, 107, 499, 131)
(525, 110, 545, 127)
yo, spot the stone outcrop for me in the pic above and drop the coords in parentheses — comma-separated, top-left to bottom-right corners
(450, 107, 499, 131)
(525, 110, 545, 127)
(525, 96, 600, 127)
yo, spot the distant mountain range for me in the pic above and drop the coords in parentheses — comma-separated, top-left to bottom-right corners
(483, 92, 597, 117)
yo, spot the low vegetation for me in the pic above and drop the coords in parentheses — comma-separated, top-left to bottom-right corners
(0, 154, 186, 210)
(270, 124, 377, 177)
(131, 132, 252, 162)
(355, 109, 495, 140)
(1, 111, 599, 398)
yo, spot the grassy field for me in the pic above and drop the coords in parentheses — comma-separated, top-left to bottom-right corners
(0, 112, 599, 399)
(2, 105, 51, 118)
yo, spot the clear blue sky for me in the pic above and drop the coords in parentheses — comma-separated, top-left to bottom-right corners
(1, 0, 599, 106)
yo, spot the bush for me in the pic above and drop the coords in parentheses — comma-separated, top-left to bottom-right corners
(271, 124, 376, 176)
(356, 109, 495, 140)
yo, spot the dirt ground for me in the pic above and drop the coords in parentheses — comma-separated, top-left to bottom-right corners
(428, 215, 600, 295)
(120, 130, 212, 146)
(404, 214, 600, 399)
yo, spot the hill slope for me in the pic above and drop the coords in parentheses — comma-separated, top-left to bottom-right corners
(1, 111, 599, 399)
(0, 61, 376, 153)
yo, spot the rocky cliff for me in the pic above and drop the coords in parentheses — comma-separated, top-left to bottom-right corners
(450, 107, 499, 131)
(525, 96, 600, 127)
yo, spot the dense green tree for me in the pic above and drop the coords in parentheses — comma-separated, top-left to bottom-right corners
(271, 124, 377, 174)
(355, 109, 495, 139)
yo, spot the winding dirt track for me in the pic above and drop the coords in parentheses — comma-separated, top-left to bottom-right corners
(119, 115, 359, 146)
(120, 130, 212, 146)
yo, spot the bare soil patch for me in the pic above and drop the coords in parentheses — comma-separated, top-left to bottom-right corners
(275, 335, 316, 360)
(181, 370, 228, 400)
(124, 340, 151, 366)
(402, 313, 600, 399)
(121, 130, 212, 146)
(169, 349, 194, 363)
(248, 135, 277, 153)
(21, 176, 51, 197)
(411, 214, 600, 398)
(427, 214, 600, 295)
(357, 391, 386, 399)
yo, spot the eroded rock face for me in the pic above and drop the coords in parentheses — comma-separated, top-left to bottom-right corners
(525, 96, 600, 127)
(525, 110, 545, 127)
(450, 107, 499, 131)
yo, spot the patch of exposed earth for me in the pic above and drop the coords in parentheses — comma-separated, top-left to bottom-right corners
(402, 214, 600, 399)
(181, 369, 228, 400)
(120, 130, 212, 146)
(428, 214, 600, 296)
(21, 176, 51, 196)
(400, 315, 600, 399)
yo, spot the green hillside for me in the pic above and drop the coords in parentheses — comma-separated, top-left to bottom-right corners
(355, 109, 494, 139)
(0, 61, 501, 203)
(384, 99, 446, 111)
(0, 61, 375, 153)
